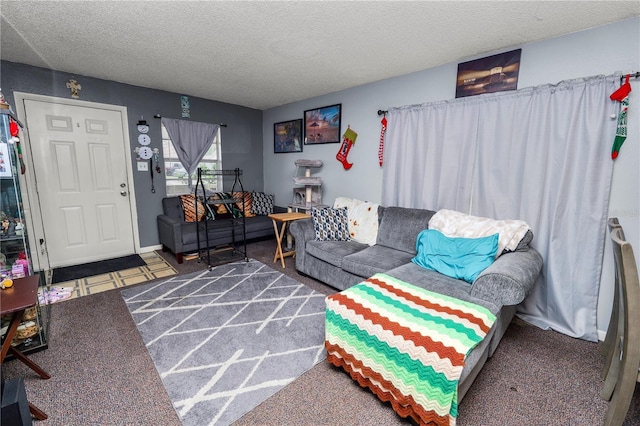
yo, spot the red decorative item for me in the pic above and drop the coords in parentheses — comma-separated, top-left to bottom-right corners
(378, 116, 387, 166)
(9, 119, 19, 137)
(610, 74, 631, 160)
(336, 126, 357, 170)
(610, 74, 631, 101)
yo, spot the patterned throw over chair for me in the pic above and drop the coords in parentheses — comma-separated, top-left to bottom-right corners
(601, 219, 640, 426)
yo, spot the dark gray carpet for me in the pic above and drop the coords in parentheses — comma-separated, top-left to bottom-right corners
(121, 259, 326, 425)
(2, 239, 640, 425)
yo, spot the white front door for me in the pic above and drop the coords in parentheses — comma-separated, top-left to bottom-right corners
(24, 99, 135, 268)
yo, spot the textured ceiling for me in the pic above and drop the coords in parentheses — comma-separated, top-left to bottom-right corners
(1, 1, 639, 110)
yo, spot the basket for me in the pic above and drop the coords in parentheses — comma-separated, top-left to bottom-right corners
(14, 321, 38, 340)
(22, 307, 37, 321)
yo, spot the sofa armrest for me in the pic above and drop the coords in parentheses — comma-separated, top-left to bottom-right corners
(289, 218, 315, 271)
(290, 218, 314, 242)
(157, 214, 184, 253)
(470, 248, 543, 306)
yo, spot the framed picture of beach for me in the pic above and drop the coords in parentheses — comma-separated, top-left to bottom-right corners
(303, 104, 341, 144)
(274, 119, 303, 153)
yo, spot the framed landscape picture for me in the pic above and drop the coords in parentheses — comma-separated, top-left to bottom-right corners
(274, 119, 303, 153)
(455, 49, 522, 98)
(304, 104, 341, 144)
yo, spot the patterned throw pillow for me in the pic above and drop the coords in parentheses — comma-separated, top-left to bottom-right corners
(233, 191, 255, 218)
(179, 194, 206, 222)
(251, 192, 274, 216)
(209, 192, 243, 218)
(312, 207, 351, 241)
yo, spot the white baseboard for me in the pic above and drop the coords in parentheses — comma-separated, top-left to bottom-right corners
(139, 245, 162, 254)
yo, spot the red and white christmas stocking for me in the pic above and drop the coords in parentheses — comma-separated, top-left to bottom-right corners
(337, 127, 357, 170)
(378, 116, 387, 166)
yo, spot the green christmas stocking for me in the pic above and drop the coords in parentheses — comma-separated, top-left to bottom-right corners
(612, 97, 628, 160)
(610, 74, 631, 160)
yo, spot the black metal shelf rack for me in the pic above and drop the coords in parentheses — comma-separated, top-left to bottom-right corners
(194, 168, 248, 269)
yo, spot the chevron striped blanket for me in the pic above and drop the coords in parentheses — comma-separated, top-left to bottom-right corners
(325, 274, 496, 426)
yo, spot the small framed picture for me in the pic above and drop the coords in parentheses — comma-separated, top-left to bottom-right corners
(304, 104, 341, 144)
(455, 49, 522, 98)
(0, 143, 12, 178)
(274, 119, 303, 153)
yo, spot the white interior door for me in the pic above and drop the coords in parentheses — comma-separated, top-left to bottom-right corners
(24, 99, 135, 268)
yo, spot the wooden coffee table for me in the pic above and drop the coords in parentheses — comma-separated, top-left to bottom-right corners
(268, 212, 311, 268)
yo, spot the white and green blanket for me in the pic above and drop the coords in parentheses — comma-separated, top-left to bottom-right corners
(325, 273, 496, 426)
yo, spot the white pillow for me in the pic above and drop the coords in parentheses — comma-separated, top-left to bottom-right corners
(333, 197, 353, 210)
(348, 200, 379, 245)
(333, 197, 379, 246)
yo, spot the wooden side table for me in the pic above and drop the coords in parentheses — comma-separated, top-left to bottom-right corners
(268, 212, 311, 268)
(1, 274, 49, 420)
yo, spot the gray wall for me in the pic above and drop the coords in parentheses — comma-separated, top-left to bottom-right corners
(0, 61, 264, 247)
(262, 17, 640, 337)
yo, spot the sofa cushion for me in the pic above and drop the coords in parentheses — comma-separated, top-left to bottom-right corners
(251, 192, 274, 215)
(376, 206, 436, 254)
(412, 229, 499, 283)
(162, 196, 184, 220)
(243, 215, 273, 234)
(180, 221, 233, 246)
(341, 245, 414, 278)
(384, 262, 499, 314)
(312, 207, 350, 241)
(306, 240, 368, 268)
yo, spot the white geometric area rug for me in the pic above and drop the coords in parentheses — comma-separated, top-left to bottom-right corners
(121, 259, 327, 425)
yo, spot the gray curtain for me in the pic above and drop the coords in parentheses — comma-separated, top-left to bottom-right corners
(382, 75, 618, 340)
(161, 118, 220, 188)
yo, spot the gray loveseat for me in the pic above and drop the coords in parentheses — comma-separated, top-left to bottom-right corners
(157, 196, 285, 263)
(289, 205, 543, 401)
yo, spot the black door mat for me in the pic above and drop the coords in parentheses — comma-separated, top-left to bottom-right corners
(52, 254, 146, 284)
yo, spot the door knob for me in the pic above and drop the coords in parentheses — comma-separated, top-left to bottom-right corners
(120, 183, 126, 188)
(120, 191, 127, 196)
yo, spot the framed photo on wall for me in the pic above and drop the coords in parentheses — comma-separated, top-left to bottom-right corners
(274, 119, 303, 153)
(304, 104, 341, 144)
(455, 49, 522, 98)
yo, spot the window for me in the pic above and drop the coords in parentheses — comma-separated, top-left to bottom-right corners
(161, 124, 222, 196)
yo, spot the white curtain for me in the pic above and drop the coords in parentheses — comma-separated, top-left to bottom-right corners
(162, 118, 219, 187)
(382, 75, 618, 340)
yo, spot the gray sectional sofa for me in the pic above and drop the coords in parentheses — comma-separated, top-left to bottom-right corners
(289, 205, 543, 401)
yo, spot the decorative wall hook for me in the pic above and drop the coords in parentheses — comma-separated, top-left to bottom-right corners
(66, 79, 82, 98)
